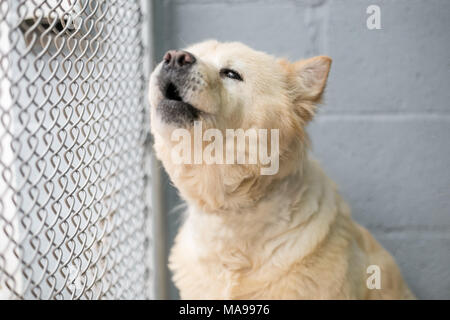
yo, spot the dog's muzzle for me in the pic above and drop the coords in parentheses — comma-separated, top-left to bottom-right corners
(156, 50, 200, 126)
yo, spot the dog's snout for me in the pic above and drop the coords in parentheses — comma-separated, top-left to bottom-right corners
(163, 50, 196, 69)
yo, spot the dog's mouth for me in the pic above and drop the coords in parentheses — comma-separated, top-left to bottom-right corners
(157, 79, 200, 126)
(164, 82, 183, 102)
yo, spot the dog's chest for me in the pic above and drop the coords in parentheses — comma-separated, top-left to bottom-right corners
(170, 236, 258, 299)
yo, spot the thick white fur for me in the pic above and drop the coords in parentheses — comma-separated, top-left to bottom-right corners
(149, 40, 414, 299)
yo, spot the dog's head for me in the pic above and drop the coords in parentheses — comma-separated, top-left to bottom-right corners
(149, 40, 331, 212)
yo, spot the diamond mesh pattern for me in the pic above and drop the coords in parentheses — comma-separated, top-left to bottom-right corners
(0, 0, 152, 299)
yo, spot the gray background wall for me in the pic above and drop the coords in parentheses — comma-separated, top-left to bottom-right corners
(152, 0, 450, 299)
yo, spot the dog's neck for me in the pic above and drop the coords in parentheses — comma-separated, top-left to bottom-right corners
(188, 165, 304, 221)
(163, 140, 307, 214)
(181, 155, 342, 253)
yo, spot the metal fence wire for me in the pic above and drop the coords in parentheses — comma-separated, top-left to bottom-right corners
(0, 0, 152, 299)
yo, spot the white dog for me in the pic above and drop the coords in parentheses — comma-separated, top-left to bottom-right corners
(148, 40, 414, 299)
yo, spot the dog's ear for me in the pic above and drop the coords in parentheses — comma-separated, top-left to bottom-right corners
(293, 56, 332, 101)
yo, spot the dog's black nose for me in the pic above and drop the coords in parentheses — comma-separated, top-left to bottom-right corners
(163, 50, 196, 68)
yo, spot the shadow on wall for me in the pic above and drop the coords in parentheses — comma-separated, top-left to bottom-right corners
(151, 0, 450, 300)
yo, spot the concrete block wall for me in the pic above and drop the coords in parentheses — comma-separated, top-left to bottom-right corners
(152, 0, 450, 299)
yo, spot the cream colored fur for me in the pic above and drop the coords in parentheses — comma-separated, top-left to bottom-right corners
(149, 40, 414, 299)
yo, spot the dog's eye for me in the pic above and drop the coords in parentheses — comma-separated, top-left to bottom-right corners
(220, 68, 243, 81)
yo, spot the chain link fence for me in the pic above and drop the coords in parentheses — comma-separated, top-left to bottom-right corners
(0, 0, 153, 299)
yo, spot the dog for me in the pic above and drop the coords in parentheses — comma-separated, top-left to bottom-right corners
(148, 40, 414, 299)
